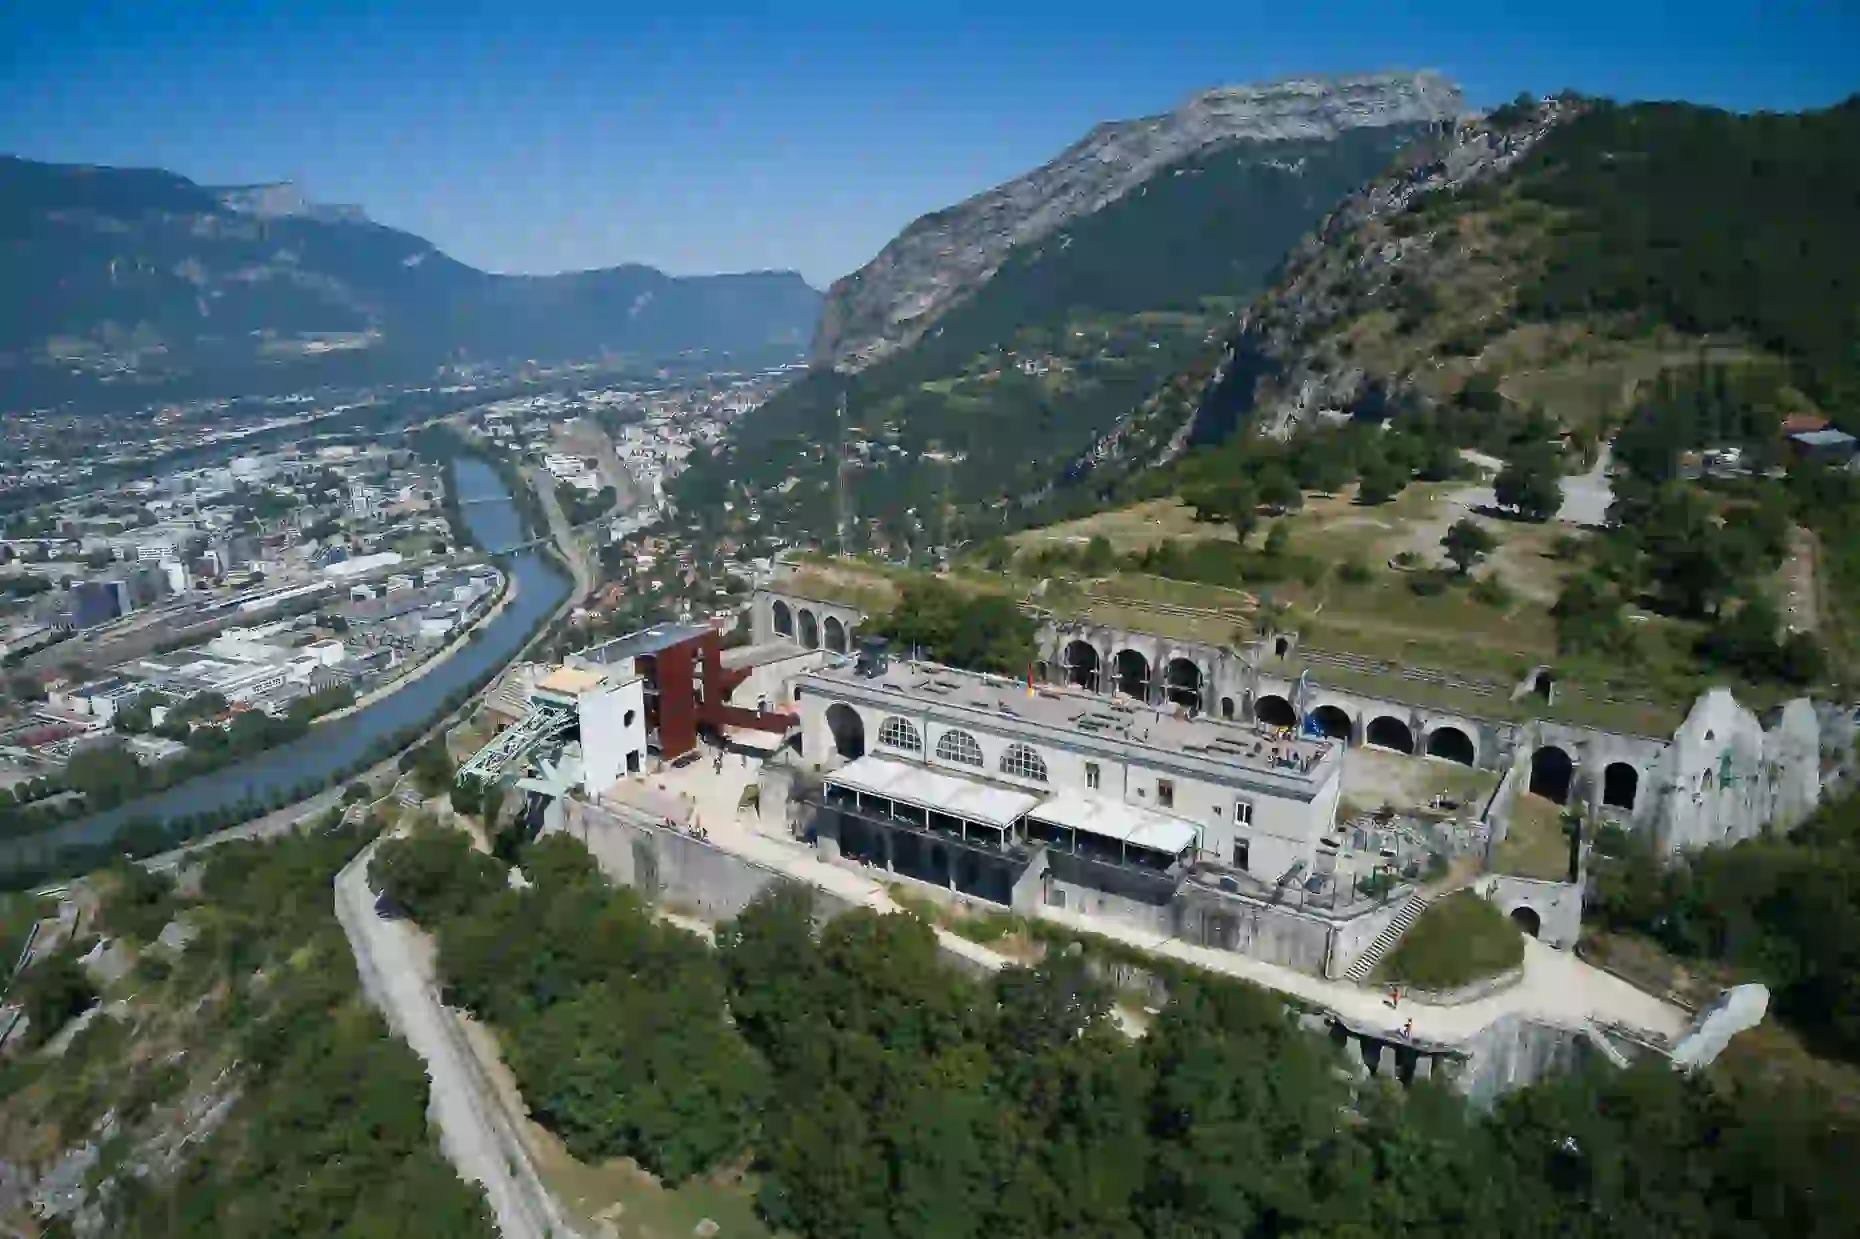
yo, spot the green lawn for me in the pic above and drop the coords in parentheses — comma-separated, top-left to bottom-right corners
(1376, 890, 1525, 989)
(1494, 793, 1576, 881)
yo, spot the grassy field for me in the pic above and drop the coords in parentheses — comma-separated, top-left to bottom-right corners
(1494, 792, 1575, 881)
(1375, 889, 1525, 989)
(533, 1140, 771, 1239)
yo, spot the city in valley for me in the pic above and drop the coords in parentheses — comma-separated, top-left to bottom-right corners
(2, 22, 1858, 1239)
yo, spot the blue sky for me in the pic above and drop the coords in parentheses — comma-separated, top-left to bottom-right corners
(3, 1, 1855, 286)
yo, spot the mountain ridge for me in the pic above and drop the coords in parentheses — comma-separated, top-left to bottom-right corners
(813, 70, 1464, 370)
(0, 155, 821, 405)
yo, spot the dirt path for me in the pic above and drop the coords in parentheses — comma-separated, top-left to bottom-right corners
(1780, 524, 1820, 634)
(335, 839, 581, 1239)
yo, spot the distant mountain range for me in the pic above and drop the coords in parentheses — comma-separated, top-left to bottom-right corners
(0, 156, 821, 405)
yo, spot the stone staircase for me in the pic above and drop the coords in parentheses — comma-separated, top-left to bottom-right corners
(1343, 891, 1433, 983)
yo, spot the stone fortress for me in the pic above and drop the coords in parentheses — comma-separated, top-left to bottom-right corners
(753, 577, 1830, 860)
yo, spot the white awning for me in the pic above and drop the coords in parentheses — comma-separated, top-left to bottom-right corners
(1028, 792, 1200, 856)
(826, 755, 1039, 829)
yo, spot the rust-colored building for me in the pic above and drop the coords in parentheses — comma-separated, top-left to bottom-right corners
(574, 623, 793, 761)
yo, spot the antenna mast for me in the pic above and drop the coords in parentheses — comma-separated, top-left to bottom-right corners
(835, 390, 849, 559)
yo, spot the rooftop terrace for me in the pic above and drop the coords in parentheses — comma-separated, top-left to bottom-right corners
(804, 658, 1339, 790)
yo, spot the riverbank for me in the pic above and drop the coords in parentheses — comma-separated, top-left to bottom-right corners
(0, 457, 572, 886)
(319, 566, 516, 727)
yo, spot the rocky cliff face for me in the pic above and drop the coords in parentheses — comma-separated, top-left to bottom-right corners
(814, 71, 1464, 370)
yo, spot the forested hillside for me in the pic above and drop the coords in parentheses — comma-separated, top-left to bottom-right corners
(374, 827, 1860, 1239)
(675, 125, 1430, 552)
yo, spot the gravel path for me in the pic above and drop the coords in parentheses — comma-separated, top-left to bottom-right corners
(335, 839, 579, 1239)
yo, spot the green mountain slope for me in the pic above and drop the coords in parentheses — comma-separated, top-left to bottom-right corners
(676, 124, 1432, 551)
(0, 156, 821, 405)
(1184, 94, 1860, 451)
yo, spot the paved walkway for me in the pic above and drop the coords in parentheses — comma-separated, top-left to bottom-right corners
(640, 757, 1688, 1046)
(336, 838, 580, 1239)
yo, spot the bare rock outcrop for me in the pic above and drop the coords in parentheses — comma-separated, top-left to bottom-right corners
(815, 71, 1465, 370)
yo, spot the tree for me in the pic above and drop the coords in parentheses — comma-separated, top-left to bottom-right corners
(1355, 456, 1408, 505)
(369, 824, 506, 924)
(1256, 467, 1303, 514)
(1441, 518, 1497, 574)
(16, 948, 96, 1047)
(1493, 447, 1562, 521)
(1262, 521, 1292, 558)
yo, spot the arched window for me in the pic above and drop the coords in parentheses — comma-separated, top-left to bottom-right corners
(935, 729, 983, 767)
(771, 599, 793, 637)
(999, 743, 1048, 783)
(876, 716, 923, 755)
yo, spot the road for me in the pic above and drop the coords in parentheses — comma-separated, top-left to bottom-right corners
(335, 838, 578, 1239)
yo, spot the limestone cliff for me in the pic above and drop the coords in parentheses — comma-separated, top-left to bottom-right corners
(814, 71, 1464, 370)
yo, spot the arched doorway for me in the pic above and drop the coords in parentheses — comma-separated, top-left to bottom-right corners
(1510, 906, 1541, 938)
(1529, 746, 1573, 804)
(1309, 704, 1353, 742)
(1255, 694, 1297, 728)
(1603, 762, 1639, 810)
(1113, 649, 1150, 701)
(772, 599, 793, 638)
(1034, 659, 1050, 683)
(1064, 641, 1100, 691)
(823, 616, 847, 653)
(798, 609, 820, 650)
(1220, 696, 1235, 720)
(826, 703, 864, 760)
(1425, 726, 1475, 766)
(1532, 670, 1555, 702)
(1164, 657, 1202, 712)
(1365, 716, 1415, 754)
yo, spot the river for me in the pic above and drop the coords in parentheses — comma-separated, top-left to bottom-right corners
(0, 456, 571, 873)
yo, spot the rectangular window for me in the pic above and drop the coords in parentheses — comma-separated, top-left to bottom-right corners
(1234, 798, 1254, 826)
(1157, 778, 1174, 809)
(1233, 838, 1250, 871)
(1085, 761, 1101, 791)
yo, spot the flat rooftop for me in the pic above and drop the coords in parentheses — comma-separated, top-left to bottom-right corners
(538, 665, 608, 697)
(805, 659, 1338, 786)
(575, 622, 711, 667)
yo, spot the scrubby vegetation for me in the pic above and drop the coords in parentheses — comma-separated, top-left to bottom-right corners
(1593, 787, 1860, 1063)
(0, 820, 495, 1237)
(1377, 890, 1526, 989)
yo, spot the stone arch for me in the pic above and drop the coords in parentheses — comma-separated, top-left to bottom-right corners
(1063, 640, 1100, 691)
(823, 615, 847, 653)
(771, 598, 793, 638)
(1164, 657, 1202, 712)
(1532, 669, 1555, 703)
(826, 703, 864, 760)
(1220, 695, 1235, 720)
(1425, 725, 1475, 766)
(1529, 745, 1574, 804)
(798, 608, 820, 650)
(1510, 906, 1542, 938)
(1113, 649, 1150, 701)
(1365, 715, 1416, 754)
(1603, 761, 1639, 810)
(1309, 704, 1353, 742)
(1255, 694, 1297, 728)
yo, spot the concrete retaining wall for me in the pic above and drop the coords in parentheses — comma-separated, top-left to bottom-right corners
(557, 798, 999, 977)
(1479, 874, 1583, 949)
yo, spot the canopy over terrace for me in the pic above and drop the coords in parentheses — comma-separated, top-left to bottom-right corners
(824, 754, 1042, 846)
(1025, 793, 1201, 871)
